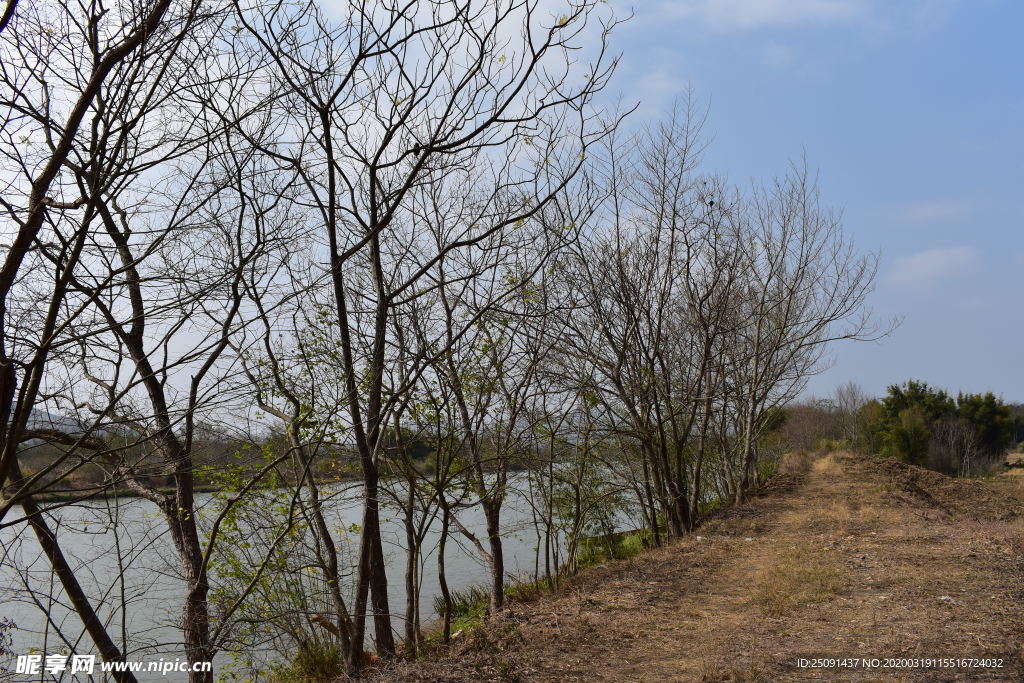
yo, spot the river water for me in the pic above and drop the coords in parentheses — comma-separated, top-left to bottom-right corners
(0, 476, 590, 681)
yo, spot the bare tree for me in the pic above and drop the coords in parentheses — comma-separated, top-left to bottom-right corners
(227, 0, 620, 666)
(0, 1, 231, 677)
(728, 160, 886, 501)
(562, 101, 742, 538)
(834, 380, 870, 444)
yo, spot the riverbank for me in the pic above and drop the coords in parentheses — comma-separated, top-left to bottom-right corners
(28, 483, 225, 504)
(19, 462, 533, 504)
(369, 452, 1024, 681)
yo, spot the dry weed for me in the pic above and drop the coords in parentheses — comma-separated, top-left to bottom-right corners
(698, 659, 770, 682)
(779, 451, 813, 475)
(753, 547, 844, 617)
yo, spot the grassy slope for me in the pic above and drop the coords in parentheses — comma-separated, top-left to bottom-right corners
(371, 453, 1024, 682)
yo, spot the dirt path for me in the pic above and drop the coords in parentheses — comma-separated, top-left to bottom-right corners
(375, 454, 1024, 682)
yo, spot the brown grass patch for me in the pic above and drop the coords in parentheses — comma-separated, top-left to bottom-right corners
(850, 455, 1024, 522)
(811, 453, 842, 474)
(753, 546, 844, 617)
(778, 450, 813, 475)
(698, 659, 771, 682)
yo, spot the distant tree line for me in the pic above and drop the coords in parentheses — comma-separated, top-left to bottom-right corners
(861, 380, 1019, 475)
(776, 380, 1021, 477)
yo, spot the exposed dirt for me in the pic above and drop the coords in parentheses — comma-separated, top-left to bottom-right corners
(371, 453, 1024, 682)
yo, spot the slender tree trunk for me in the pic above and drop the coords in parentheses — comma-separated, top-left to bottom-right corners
(640, 453, 660, 547)
(285, 427, 354, 653)
(351, 523, 371, 670)
(15, 466, 137, 683)
(736, 394, 758, 504)
(163, 480, 214, 683)
(364, 468, 395, 656)
(483, 502, 504, 612)
(438, 505, 453, 642)
(689, 388, 714, 528)
(349, 479, 396, 666)
(403, 473, 418, 653)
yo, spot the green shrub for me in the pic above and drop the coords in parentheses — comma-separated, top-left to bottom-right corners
(577, 529, 647, 568)
(881, 406, 930, 466)
(432, 584, 490, 633)
(269, 639, 345, 682)
(862, 380, 1017, 474)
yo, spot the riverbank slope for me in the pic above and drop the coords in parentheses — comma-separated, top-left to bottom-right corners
(372, 452, 1024, 681)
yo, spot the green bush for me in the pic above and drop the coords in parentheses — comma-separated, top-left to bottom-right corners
(881, 406, 930, 466)
(577, 529, 647, 568)
(865, 380, 1014, 474)
(432, 584, 490, 633)
(957, 391, 1013, 454)
(269, 639, 345, 682)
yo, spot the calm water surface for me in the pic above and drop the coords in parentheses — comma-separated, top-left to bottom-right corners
(0, 476, 574, 681)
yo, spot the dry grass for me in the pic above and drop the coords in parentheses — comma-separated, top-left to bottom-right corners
(753, 546, 844, 617)
(787, 494, 898, 536)
(812, 452, 843, 474)
(778, 450, 814, 475)
(698, 660, 771, 682)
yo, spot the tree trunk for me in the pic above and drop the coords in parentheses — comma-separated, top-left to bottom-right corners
(286, 427, 354, 654)
(403, 475, 418, 653)
(437, 506, 453, 642)
(689, 389, 714, 529)
(736, 395, 758, 504)
(641, 454, 660, 547)
(162, 492, 213, 683)
(365, 468, 396, 656)
(483, 503, 504, 612)
(17, 471, 137, 683)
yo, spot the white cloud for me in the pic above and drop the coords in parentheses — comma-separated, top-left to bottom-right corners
(886, 246, 981, 288)
(897, 199, 970, 223)
(632, 68, 690, 117)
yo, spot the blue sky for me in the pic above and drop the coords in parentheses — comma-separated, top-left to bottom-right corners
(607, 0, 1023, 402)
